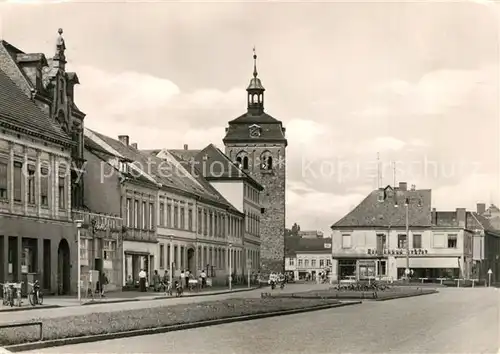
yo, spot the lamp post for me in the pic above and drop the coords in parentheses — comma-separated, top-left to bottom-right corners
(228, 243, 232, 291)
(405, 200, 410, 283)
(75, 220, 84, 303)
(395, 197, 421, 283)
(169, 235, 173, 288)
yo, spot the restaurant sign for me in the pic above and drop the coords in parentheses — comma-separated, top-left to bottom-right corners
(367, 248, 428, 256)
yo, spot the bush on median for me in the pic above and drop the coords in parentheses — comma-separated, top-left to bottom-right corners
(0, 297, 339, 346)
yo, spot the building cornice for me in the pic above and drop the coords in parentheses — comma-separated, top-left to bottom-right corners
(0, 117, 74, 147)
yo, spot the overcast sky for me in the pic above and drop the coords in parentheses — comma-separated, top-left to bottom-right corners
(1, 0, 499, 235)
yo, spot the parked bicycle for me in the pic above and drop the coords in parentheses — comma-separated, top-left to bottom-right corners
(28, 280, 43, 306)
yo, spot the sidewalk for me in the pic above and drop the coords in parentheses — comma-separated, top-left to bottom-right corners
(0, 285, 255, 312)
(0, 283, 330, 325)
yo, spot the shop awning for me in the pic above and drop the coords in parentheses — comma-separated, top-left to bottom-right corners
(395, 257, 460, 268)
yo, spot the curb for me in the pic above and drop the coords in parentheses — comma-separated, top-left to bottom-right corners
(0, 305, 61, 313)
(374, 290, 438, 301)
(4, 301, 361, 352)
(81, 287, 258, 306)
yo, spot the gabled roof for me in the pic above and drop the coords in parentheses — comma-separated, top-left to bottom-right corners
(88, 131, 241, 213)
(285, 236, 332, 257)
(331, 185, 432, 228)
(190, 144, 264, 191)
(0, 63, 73, 146)
(168, 149, 202, 162)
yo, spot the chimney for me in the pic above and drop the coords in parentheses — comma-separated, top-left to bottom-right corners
(410, 184, 416, 191)
(130, 143, 138, 149)
(456, 208, 466, 228)
(477, 203, 486, 215)
(431, 208, 437, 225)
(118, 135, 129, 146)
(399, 182, 407, 191)
(184, 144, 188, 150)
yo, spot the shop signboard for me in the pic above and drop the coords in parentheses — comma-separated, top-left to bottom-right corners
(367, 248, 428, 256)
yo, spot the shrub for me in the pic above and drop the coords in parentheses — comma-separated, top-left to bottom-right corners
(0, 297, 338, 346)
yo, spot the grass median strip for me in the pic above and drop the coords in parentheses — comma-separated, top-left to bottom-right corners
(270, 287, 438, 300)
(0, 298, 341, 346)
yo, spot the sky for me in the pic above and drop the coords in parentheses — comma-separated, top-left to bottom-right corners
(0, 0, 499, 236)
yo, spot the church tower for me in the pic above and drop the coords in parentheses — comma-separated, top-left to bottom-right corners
(223, 49, 287, 273)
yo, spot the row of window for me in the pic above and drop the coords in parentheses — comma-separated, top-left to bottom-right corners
(125, 198, 155, 230)
(289, 258, 332, 268)
(244, 183, 259, 204)
(158, 201, 193, 231)
(0, 160, 66, 209)
(341, 233, 459, 250)
(246, 210, 260, 236)
(158, 244, 260, 272)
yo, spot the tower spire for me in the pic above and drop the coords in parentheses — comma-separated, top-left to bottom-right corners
(246, 47, 265, 115)
(253, 46, 258, 78)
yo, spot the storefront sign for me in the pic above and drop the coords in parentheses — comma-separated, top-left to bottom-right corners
(367, 248, 428, 256)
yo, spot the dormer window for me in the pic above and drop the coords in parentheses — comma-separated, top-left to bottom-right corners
(377, 190, 385, 202)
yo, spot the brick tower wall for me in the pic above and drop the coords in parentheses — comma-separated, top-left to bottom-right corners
(225, 143, 286, 274)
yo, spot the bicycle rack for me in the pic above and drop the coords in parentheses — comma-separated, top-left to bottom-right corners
(0, 321, 43, 342)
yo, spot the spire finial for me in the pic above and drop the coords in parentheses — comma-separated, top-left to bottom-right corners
(252, 46, 258, 78)
(58, 28, 63, 35)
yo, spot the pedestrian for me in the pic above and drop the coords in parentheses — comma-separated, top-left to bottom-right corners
(99, 271, 108, 297)
(162, 270, 169, 292)
(185, 269, 190, 288)
(201, 269, 207, 288)
(139, 269, 147, 292)
(180, 270, 185, 288)
(152, 270, 161, 292)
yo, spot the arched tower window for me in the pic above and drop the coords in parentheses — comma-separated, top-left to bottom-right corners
(236, 151, 249, 170)
(260, 151, 273, 170)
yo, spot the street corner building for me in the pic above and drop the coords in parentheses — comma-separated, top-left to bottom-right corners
(330, 182, 499, 283)
(221, 50, 287, 274)
(0, 30, 85, 295)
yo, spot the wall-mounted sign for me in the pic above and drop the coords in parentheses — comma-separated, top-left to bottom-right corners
(324, 243, 332, 249)
(367, 248, 428, 256)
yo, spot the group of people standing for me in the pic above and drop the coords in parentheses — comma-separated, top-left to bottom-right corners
(137, 268, 211, 292)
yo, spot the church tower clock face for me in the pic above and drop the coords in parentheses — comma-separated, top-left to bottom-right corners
(249, 124, 261, 138)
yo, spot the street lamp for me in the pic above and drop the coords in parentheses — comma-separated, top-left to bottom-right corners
(75, 220, 84, 303)
(395, 197, 422, 283)
(169, 235, 174, 288)
(228, 243, 232, 291)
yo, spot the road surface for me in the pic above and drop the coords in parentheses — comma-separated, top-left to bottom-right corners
(22, 288, 500, 354)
